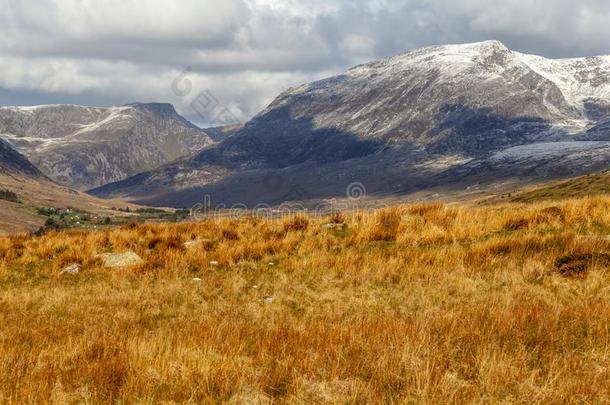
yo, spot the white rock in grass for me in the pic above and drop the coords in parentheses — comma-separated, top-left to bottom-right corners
(209, 261, 219, 266)
(95, 251, 143, 268)
(60, 263, 80, 275)
(183, 239, 213, 249)
(192, 277, 202, 282)
(324, 223, 342, 229)
(183, 240, 200, 248)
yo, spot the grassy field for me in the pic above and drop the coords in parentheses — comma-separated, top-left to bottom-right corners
(0, 197, 609, 403)
(486, 171, 610, 204)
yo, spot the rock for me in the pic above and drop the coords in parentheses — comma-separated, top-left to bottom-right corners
(95, 251, 144, 268)
(60, 263, 80, 275)
(268, 262, 276, 266)
(324, 223, 346, 230)
(260, 295, 274, 303)
(192, 277, 202, 282)
(183, 240, 200, 248)
(209, 261, 219, 266)
(183, 239, 212, 249)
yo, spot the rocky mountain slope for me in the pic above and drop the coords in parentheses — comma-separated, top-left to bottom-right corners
(0, 137, 43, 177)
(203, 124, 244, 142)
(91, 41, 610, 207)
(0, 103, 214, 189)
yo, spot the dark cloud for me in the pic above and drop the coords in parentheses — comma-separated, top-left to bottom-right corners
(1, 0, 609, 126)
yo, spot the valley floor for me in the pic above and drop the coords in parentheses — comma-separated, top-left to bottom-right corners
(0, 197, 609, 403)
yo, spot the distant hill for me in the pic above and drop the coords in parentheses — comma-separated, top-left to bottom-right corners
(0, 103, 215, 189)
(485, 170, 610, 204)
(0, 138, 133, 234)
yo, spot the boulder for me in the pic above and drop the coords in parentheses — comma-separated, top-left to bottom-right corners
(60, 263, 80, 275)
(95, 251, 144, 268)
(260, 295, 274, 303)
(324, 223, 346, 230)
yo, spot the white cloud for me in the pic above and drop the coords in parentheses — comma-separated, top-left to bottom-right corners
(1, 0, 609, 125)
(341, 34, 377, 56)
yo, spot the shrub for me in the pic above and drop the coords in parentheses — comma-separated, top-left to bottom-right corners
(328, 212, 345, 224)
(0, 189, 19, 203)
(37, 207, 59, 217)
(148, 235, 183, 250)
(503, 218, 530, 231)
(555, 253, 610, 277)
(135, 208, 167, 215)
(283, 216, 309, 232)
(222, 228, 240, 241)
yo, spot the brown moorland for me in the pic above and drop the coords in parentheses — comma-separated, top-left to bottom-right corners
(0, 172, 138, 235)
(0, 197, 609, 403)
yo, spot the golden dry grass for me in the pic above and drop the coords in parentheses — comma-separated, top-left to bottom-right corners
(0, 197, 609, 403)
(485, 171, 610, 204)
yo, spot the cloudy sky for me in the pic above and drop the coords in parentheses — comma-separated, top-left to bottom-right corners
(1, 0, 610, 126)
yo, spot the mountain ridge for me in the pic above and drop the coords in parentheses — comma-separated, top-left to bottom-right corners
(87, 41, 610, 206)
(0, 102, 215, 189)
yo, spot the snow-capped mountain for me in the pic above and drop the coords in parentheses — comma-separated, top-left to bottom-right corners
(0, 103, 215, 189)
(239, 40, 610, 158)
(90, 41, 610, 206)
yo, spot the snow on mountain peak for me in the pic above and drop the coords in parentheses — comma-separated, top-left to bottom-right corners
(276, 40, 610, 132)
(517, 52, 610, 109)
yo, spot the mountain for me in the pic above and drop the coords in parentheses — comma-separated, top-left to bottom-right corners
(0, 103, 214, 189)
(0, 137, 43, 177)
(91, 41, 610, 207)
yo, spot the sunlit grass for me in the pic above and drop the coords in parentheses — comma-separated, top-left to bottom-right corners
(0, 197, 609, 403)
